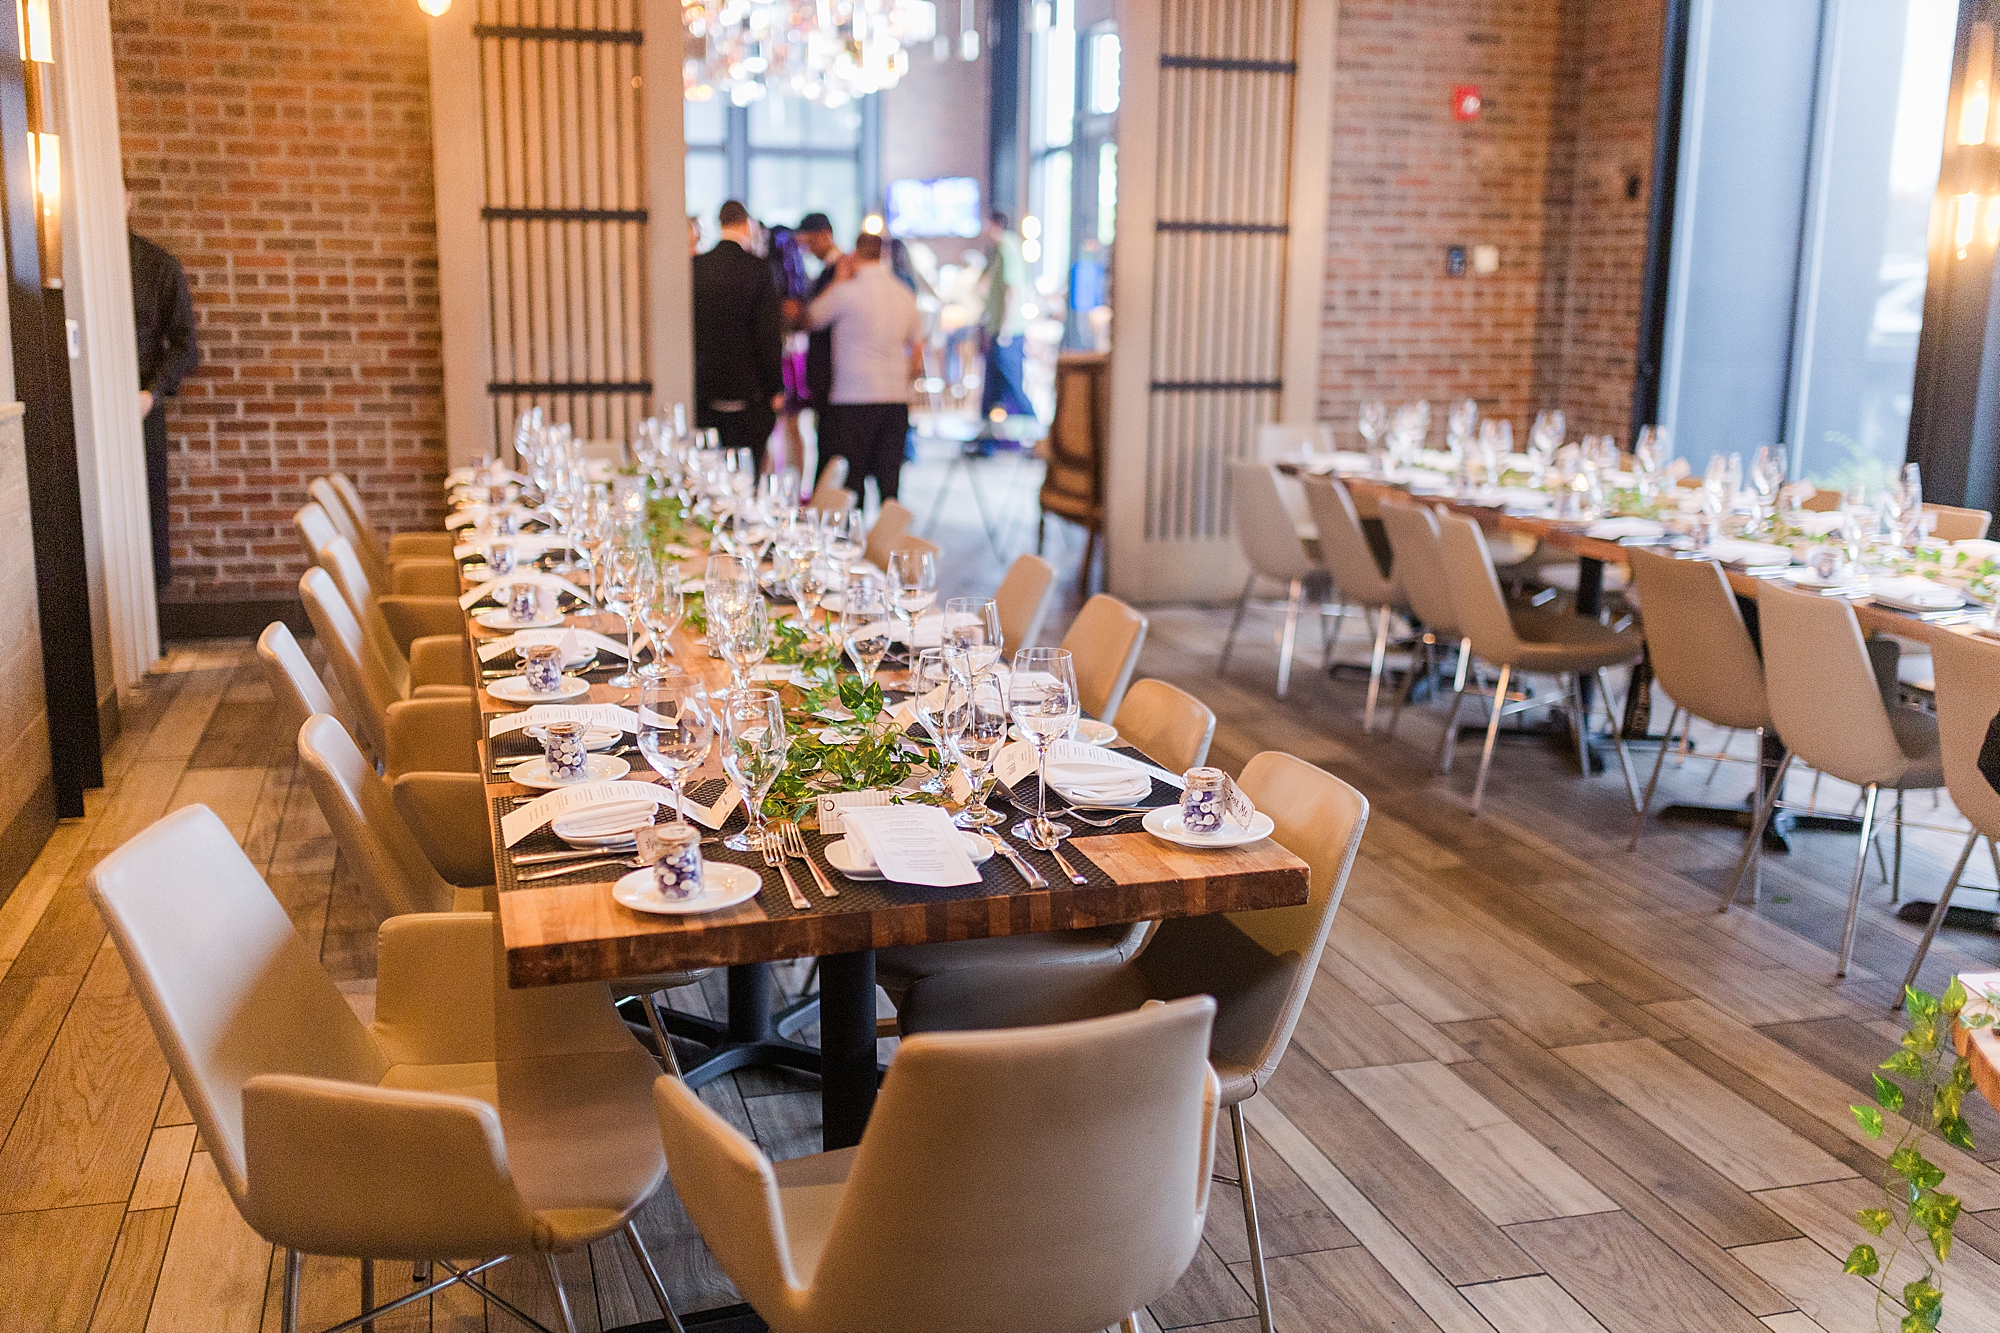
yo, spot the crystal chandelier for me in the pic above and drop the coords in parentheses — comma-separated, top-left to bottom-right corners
(683, 1, 974, 108)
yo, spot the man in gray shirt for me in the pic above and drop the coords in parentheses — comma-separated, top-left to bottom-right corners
(806, 232, 922, 502)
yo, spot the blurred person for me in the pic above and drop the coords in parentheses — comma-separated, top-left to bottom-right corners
(691, 200, 784, 470)
(129, 188, 199, 591)
(978, 211, 1033, 431)
(807, 231, 922, 503)
(784, 213, 843, 425)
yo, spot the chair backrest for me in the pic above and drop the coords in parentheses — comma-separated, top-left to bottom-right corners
(863, 499, 917, 568)
(884, 533, 941, 563)
(1041, 352, 1107, 515)
(1229, 463, 1317, 582)
(1434, 513, 1526, 662)
(806, 485, 857, 515)
(1755, 581, 1910, 785)
(1302, 476, 1398, 607)
(294, 501, 341, 572)
(257, 621, 338, 739)
(811, 455, 849, 502)
(1931, 632, 2000, 839)
(296, 713, 456, 917)
(87, 804, 388, 1204)
(995, 553, 1054, 656)
(1115, 678, 1215, 773)
(1379, 500, 1459, 637)
(1927, 502, 1992, 541)
(310, 476, 391, 591)
(392, 773, 498, 891)
(807, 998, 1219, 1333)
(317, 535, 411, 686)
(1626, 549, 1772, 731)
(1254, 422, 1331, 463)
(1059, 593, 1147, 723)
(300, 565, 397, 760)
(325, 473, 378, 546)
(1801, 488, 1842, 512)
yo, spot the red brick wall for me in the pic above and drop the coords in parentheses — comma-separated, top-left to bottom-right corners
(111, 0, 445, 606)
(1314, 0, 1665, 446)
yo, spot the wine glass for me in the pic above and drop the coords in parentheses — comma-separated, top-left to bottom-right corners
(704, 554, 758, 638)
(1750, 446, 1786, 530)
(1887, 462, 1924, 551)
(823, 508, 866, 574)
(604, 539, 645, 690)
(886, 548, 938, 652)
(909, 647, 955, 744)
(1008, 647, 1081, 844)
(841, 581, 892, 685)
(718, 596, 771, 691)
(717, 687, 788, 852)
(760, 468, 801, 515)
(637, 674, 713, 827)
(947, 668, 1009, 829)
(791, 552, 837, 645)
(942, 596, 1002, 674)
(635, 565, 685, 678)
(1634, 425, 1669, 502)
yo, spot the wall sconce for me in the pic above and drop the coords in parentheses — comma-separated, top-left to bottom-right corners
(417, 0, 450, 14)
(1965, 22, 1996, 145)
(16, 0, 57, 287)
(1957, 192, 1982, 259)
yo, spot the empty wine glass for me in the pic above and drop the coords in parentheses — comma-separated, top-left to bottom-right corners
(1009, 647, 1080, 844)
(1634, 425, 1670, 502)
(947, 668, 1009, 829)
(887, 547, 938, 652)
(718, 595, 770, 691)
(942, 596, 1002, 674)
(792, 553, 840, 645)
(823, 508, 866, 574)
(1887, 462, 1924, 550)
(716, 687, 788, 853)
(635, 565, 685, 678)
(638, 674, 713, 827)
(841, 581, 892, 685)
(604, 539, 645, 690)
(1750, 446, 1786, 530)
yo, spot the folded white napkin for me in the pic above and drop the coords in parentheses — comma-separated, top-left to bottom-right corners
(1870, 576, 1964, 610)
(1045, 754, 1153, 803)
(552, 799, 658, 840)
(1704, 539, 1793, 569)
(1585, 517, 1666, 540)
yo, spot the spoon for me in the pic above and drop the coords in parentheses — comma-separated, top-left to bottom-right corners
(1022, 818, 1087, 885)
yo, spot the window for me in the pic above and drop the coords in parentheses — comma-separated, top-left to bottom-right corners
(686, 91, 877, 244)
(1087, 31, 1120, 115)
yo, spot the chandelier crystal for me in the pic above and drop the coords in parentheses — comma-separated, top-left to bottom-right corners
(683, 1, 965, 108)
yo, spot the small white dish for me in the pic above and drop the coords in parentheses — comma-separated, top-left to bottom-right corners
(487, 675, 592, 703)
(525, 723, 623, 750)
(508, 754, 631, 790)
(1074, 719, 1119, 746)
(824, 833, 994, 880)
(612, 862, 762, 915)
(1142, 804, 1276, 849)
(476, 608, 566, 631)
(552, 799, 658, 846)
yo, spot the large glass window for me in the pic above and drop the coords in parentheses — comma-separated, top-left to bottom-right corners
(686, 91, 874, 243)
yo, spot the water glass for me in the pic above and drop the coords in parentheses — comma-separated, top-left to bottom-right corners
(637, 674, 713, 826)
(841, 581, 892, 684)
(942, 596, 1003, 674)
(948, 668, 1009, 828)
(887, 547, 938, 647)
(1008, 647, 1080, 842)
(717, 688, 788, 853)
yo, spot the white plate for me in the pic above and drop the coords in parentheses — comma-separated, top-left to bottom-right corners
(508, 755, 631, 790)
(1074, 719, 1119, 746)
(487, 675, 592, 703)
(1053, 773, 1153, 805)
(525, 724, 623, 750)
(515, 646, 596, 670)
(824, 833, 994, 880)
(552, 798, 658, 846)
(1142, 804, 1276, 849)
(476, 608, 566, 631)
(613, 862, 762, 915)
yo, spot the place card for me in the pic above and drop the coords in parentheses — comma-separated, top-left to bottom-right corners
(815, 789, 895, 835)
(477, 627, 631, 662)
(489, 703, 640, 737)
(839, 804, 980, 887)
(459, 571, 594, 610)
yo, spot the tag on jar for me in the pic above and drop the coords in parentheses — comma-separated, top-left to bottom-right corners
(1219, 774, 1256, 828)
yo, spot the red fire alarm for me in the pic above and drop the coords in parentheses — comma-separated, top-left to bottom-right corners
(1452, 86, 1482, 121)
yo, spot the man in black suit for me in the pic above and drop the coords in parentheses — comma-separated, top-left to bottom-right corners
(691, 200, 784, 470)
(786, 212, 842, 417)
(129, 191, 199, 590)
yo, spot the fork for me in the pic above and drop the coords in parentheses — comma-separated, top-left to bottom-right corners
(761, 833, 812, 911)
(775, 820, 838, 899)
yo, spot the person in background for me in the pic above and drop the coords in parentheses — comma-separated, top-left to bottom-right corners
(767, 223, 812, 475)
(978, 210, 1033, 432)
(129, 189, 199, 591)
(807, 231, 922, 504)
(785, 213, 842, 431)
(691, 199, 784, 470)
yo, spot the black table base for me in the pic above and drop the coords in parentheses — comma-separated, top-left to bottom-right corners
(630, 963, 825, 1089)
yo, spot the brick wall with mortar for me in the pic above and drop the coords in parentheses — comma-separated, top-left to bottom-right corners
(111, 0, 445, 610)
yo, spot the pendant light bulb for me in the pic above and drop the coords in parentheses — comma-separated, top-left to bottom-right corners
(418, 0, 451, 16)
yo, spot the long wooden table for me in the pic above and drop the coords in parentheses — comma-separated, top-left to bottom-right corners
(463, 567, 1311, 1150)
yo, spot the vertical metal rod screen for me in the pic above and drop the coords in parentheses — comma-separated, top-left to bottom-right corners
(477, 0, 650, 454)
(1145, 0, 1297, 543)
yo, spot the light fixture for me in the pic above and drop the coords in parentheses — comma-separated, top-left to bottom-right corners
(861, 213, 885, 236)
(1964, 22, 1995, 146)
(16, 0, 57, 287)
(682, 0, 958, 108)
(1955, 191, 1981, 259)
(417, 0, 450, 15)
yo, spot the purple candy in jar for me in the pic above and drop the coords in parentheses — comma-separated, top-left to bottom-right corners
(521, 642, 565, 695)
(1181, 766, 1226, 835)
(509, 582, 541, 624)
(487, 541, 516, 575)
(540, 719, 589, 780)
(640, 823, 703, 901)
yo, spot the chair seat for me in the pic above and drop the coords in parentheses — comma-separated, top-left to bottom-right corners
(1886, 706, 1945, 790)
(1500, 608, 1642, 673)
(1488, 532, 1539, 567)
(876, 925, 1146, 995)
(1534, 562, 1631, 595)
(380, 1048, 666, 1249)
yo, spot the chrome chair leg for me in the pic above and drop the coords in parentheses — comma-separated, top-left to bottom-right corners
(1452, 637, 1471, 693)
(1838, 784, 1883, 978)
(1566, 675, 1591, 783)
(1318, 588, 1344, 670)
(1362, 605, 1390, 731)
(639, 991, 684, 1078)
(1218, 573, 1257, 677)
(623, 1221, 688, 1333)
(1892, 789, 1905, 903)
(1277, 578, 1304, 699)
(1434, 669, 1472, 775)
(541, 1254, 580, 1333)
(1629, 704, 1683, 851)
(1470, 663, 1512, 815)
(1898, 832, 1983, 1008)
(283, 1250, 303, 1333)
(1721, 751, 1794, 913)
(1231, 1102, 1275, 1333)
(1596, 669, 1643, 813)
(1388, 633, 1431, 740)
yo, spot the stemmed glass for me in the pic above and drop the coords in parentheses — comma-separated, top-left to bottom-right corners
(1841, 483, 1877, 574)
(636, 564, 685, 678)
(717, 688, 788, 853)
(942, 596, 1002, 674)
(603, 538, 645, 690)
(792, 553, 838, 646)
(704, 554, 758, 639)
(1634, 425, 1669, 503)
(841, 581, 892, 685)
(1886, 463, 1924, 551)
(823, 508, 866, 575)
(637, 675, 713, 828)
(886, 548, 938, 654)
(1750, 446, 1787, 532)
(718, 596, 771, 691)
(1008, 647, 1081, 844)
(572, 487, 609, 606)
(946, 668, 1009, 829)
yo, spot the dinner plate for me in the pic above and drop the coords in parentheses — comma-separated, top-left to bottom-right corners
(487, 675, 591, 703)
(1008, 719, 1121, 747)
(1142, 805, 1276, 849)
(613, 862, 762, 915)
(507, 755, 631, 790)
(523, 724, 623, 750)
(824, 833, 994, 880)
(476, 608, 566, 631)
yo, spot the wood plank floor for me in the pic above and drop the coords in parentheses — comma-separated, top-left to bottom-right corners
(5, 447, 2000, 1333)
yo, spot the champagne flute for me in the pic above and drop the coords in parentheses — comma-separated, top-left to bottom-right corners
(886, 547, 938, 654)
(841, 581, 892, 685)
(948, 668, 1009, 829)
(718, 596, 771, 691)
(637, 674, 713, 827)
(717, 687, 788, 852)
(636, 565, 685, 678)
(942, 596, 1002, 674)
(1008, 647, 1080, 843)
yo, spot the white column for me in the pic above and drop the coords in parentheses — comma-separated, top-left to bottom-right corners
(427, 4, 493, 467)
(644, 0, 692, 414)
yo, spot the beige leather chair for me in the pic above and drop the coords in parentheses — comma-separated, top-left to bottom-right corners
(1925, 502, 1992, 541)
(883, 532, 941, 563)
(1220, 463, 1330, 699)
(316, 473, 460, 593)
(1253, 423, 1327, 541)
(318, 533, 469, 666)
(88, 805, 684, 1333)
(658, 997, 1221, 1333)
(1625, 549, 1775, 852)
(328, 472, 458, 560)
(861, 498, 917, 568)
(258, 620, 478, 778)
(1115, 678, 1216, 774)
(293, 500, 344, 575)
(995, 553, 1055, 656)
(1302, 476, 1405, 731)
(1378, 500, 1472, 743)
(1899, 631, 2000, 1001)
(901, 752, 1369, 1333)
(809, 455, 849, 506)
(805, 485, 856, 516)
(301, 565, 468, 766)
(1435, 512, 1642, 814)
(1060, 592, 1147, 724)
(1722, 583, 1945, 976)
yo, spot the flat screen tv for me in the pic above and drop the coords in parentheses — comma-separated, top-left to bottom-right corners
(886, 176, 982, 239)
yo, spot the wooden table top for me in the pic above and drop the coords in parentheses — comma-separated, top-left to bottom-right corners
(462, 561, 1312, 988)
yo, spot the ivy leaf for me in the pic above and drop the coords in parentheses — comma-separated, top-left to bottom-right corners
(1853, 1104, 1886, 1138)
(1944, 975, 1968, 1013)
(1967, 1013, 1996, 1030)
(1874, 1073, 1906, 1113)
(1902, 1278, 1943, 1328)
(1890, 1146, 1946, 1191)
(1940, 1114, 1976, 1153)
(1855, 1207, 1894, 1236)
(1843, 1243, 1880, 1277)
(1881, 1049, 1925, 1077)
(1907, 987, 1941, 1020)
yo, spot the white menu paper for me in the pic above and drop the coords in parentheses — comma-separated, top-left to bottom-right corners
(454, 532, 582, 560)
(459, 570, 594, 610)
(838, 805, 980, 886)
(446, 503, 537, 530)
(477, 627, 631, 662)
(489, 703, 640, 737)
(500, 776, 738, 844)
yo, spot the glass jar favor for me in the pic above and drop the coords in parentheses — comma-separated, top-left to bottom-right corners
(1181, 766, 1226, 835)
(520, 642, 566, 695)
(539, 719, 589, 780)
(639, 822, 703, 901)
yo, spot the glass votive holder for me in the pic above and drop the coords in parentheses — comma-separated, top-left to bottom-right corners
(637, 822, 703, 901)
(509, 582, 543, 624)
(540, 720, 588, 781)
(487, 541, 516, 576)
(521, 643, 566, 695)
(1181, 766, 1226, 836)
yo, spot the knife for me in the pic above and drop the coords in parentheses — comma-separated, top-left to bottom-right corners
(513, 845, 636, 866)
(516, 857, 638, 882)
(980, 829, 1047, 889)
